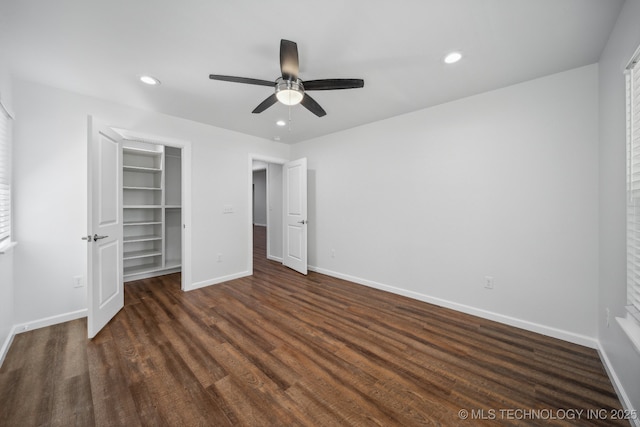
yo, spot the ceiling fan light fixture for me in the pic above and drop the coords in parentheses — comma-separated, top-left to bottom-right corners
(275, 78, 304, 106)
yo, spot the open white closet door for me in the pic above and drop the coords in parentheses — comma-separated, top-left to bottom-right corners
(86, 117, 123, 338)
(282, 158, 308, 275)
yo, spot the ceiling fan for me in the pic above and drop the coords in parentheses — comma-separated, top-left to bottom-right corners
(209, 39, 364, 117)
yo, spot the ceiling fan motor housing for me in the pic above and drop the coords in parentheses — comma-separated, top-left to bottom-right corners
(275, 77, 305, 105)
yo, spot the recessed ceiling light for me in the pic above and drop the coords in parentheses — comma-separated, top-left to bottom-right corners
(444, 52, 463, 64)
(139, 75, 160, 85)
(273, 136, 281, 141)
(276, 120, 286, 127)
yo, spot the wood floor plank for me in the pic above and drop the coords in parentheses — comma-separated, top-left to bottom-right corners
(155, 320, 227, 389)
(50, 319, 95, 427)
(0, 226, 629, 426)
(87, 339, 141, 427)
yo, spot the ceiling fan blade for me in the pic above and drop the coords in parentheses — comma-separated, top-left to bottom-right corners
(280, 39, 299, 79)
(252, 94, 279, 114)
(209, 75, 274, 87)
(300, 93, 326, 117)
(303, 79, 365, 91)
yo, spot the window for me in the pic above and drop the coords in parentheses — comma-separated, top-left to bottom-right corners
(626, 48, 640, 324)
(0, 98, 12, 249)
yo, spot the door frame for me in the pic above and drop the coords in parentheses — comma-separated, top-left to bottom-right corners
(111, 128, 193, 290)
(248, 154, 288, 275)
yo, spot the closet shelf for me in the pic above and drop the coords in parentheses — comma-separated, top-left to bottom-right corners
(124, 235, 162, 243)
(165, 260, 182, 270)
(123, 165, 162, 173)
(124, 205, 162, 209)
(124, 264, 164, 278)
(123, 249, 162, 260)
(123, 186, 162, 191)
(124, 221, 162, 226)
(123, 147, 162, 156)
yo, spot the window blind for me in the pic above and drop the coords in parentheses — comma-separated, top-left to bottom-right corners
(0, 100, 12, 245)
(626, 52, 640, 317)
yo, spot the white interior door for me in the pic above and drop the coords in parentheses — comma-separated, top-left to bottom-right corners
(283, 158, 307, 275)
(87, 118, 123, 338)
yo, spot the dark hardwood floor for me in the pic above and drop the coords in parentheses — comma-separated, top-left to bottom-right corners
(0, 226, 628, 426)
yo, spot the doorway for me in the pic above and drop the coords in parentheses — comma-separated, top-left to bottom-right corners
(112, 127, 192, 290)
(87, 121, 192, 337)
(248, 155, 287, 275)
(253, 162, 268, 228)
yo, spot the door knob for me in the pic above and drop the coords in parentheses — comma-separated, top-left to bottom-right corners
(298, 219, 307, 225)
(93, 234, 108, 241)
(81, 235, 91, 241)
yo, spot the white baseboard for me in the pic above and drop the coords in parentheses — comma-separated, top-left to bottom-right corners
(12, 309, 88, 335)
(308, 265, 598, 349)
(597, 343, 639, 427)
(0, 308, 88, 368)
(253, 223, 267, 227)
(0, 327, 16, 368)
(185, 271, 251, 291)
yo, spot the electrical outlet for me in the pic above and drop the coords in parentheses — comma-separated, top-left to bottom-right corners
(73, 275, 84, 288)
(484, 276, 494, 290)
(223, 205, 234, 214)
(331, 249, 336, 258)
(217, 253, 223, 263)
(606, 307, 610, 327)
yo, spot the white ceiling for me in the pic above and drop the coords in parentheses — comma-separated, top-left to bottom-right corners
(0, 0, 624, 144)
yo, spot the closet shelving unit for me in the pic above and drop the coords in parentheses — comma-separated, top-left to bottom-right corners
(122, 141, 181, 282)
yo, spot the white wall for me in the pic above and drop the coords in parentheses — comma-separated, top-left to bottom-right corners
(0, 56, 14, 362)
(292, 64, 599, 345)
(11, 79, 289, 325)
(252, 169, 267, 226)
(598, 0, 640, 414)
